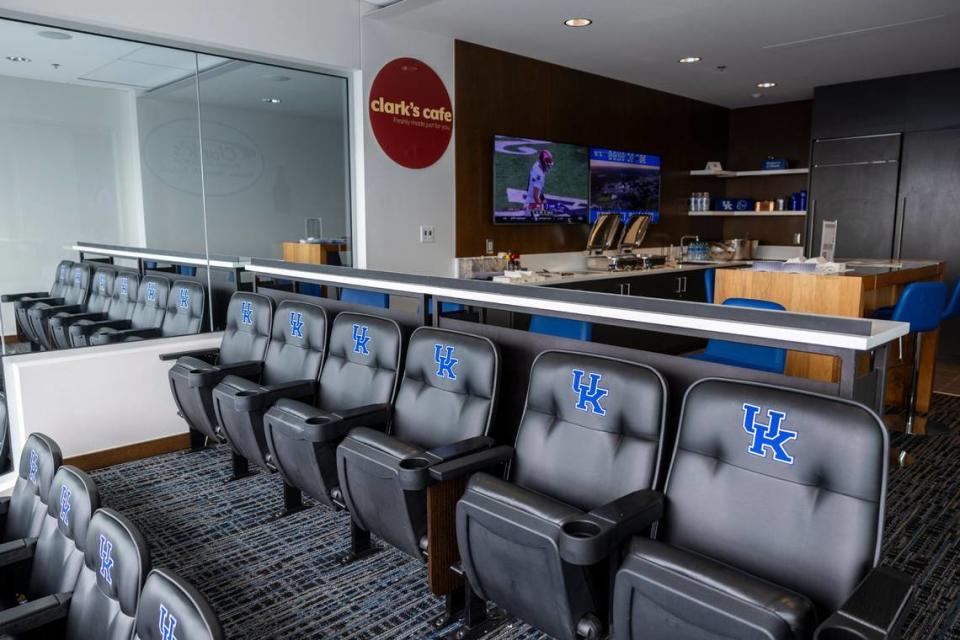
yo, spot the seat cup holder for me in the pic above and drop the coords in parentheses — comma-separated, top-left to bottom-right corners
(399, 457, 431, 470)
(303, 415, 333, 426)
(561, 520, 603, 539)
(234, 390, 258, 397)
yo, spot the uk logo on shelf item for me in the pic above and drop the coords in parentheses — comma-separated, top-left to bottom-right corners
(572, 370, 608, 416)
(240, 301, 254, 326)
(159, 604, 178, 640)
(28, 449, 39, 483)
(146, 282, 158, 302)
(434, 344, 458, 380)
(289, 311, 304, 338)
(352, 324, 370, 355)
(742, 403, 798, 464)
(99, 534, 114, 585)
(119, 277, 129, 296)
(59, 485, 72, 526)
(177, 288, 190, 309)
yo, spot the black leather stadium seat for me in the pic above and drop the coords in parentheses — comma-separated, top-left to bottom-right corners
(264, 312, 402, 514)
(1, 433, 62, 543)
(0, 508, 149, 638)
(451, 350, 667, 640)
(166, 292, 274, 447)
(46, 267, 118, 349)
(72, 275, 169, 347)
(1, 260, 73, 349)
(57, 271, 140, 349)
(0, 466, 99, 612)
(90, 279, 205, 344)
(612, 379, 914, 640)
(26, 263, 92, 350)
(133, 568, 224, 640)
(213, 300, 327, 478)
(336, 327, 499, 561)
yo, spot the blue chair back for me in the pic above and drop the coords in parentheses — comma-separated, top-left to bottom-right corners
(529, 315, 592, 341)
(941, 282, 960, 321)
(691, 298, 787, 373)
(340, 287, 389, 309)
(704, 268, 716, 304)
(890, 282, 946, 333)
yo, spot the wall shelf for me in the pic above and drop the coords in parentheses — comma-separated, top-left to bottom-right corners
(688, 210, 807, 217)
(689, 168, 809, 177)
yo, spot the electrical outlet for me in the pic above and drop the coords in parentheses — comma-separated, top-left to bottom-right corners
(485, 238, 495, 254)
(419, 225, 435, 243)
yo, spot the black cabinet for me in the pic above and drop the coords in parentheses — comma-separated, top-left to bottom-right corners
(812, 76, 908, 139)
(906, 69, 960, 132)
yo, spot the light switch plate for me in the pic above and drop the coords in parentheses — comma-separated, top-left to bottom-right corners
(485, 238, 495, 254)
(419, 225, 435, 243)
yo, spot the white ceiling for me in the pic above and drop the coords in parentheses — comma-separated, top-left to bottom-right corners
(371, 0, 960, 108)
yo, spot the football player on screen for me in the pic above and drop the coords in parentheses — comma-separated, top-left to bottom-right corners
(525, 149, 554, 219)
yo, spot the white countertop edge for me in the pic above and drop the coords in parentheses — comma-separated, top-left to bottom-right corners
(247, 264, 909, 350)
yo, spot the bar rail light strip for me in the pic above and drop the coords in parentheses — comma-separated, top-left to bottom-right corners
(245, 263, 908, 352)
(72, 244, 248, 269)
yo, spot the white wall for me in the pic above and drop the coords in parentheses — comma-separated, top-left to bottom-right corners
(361, 19, 457, 276)
(0, 75, 144, 331)
(0, 0, 362, 72)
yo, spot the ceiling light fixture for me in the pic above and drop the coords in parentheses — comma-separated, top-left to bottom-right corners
(678, 56, 702, 64)
(262, 97, 282, 104)
(37, 30, 73, 40)
(564, 18, 592, 27)
(6, 56, 31, 63)
(756, 81, 777, 88)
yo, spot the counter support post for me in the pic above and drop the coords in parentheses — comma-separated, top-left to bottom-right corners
(873, 345, 889, 416)
(838, 349, 857, 400)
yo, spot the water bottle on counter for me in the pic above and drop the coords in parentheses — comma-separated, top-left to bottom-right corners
(689, 193, 698, 212)
(798, 190, 808, 212)
(702, 192, 711, 212)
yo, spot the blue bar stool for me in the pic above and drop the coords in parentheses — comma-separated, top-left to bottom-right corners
(340, 287, 389, 309)
(688, 298, 787, 373)
(941, 281, 960, 321)
(872, 281, 947, 434)
(529, 315, 592, 341)
(704, 268, 716, 304)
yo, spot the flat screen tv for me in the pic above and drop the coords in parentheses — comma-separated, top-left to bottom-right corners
(589, 147, 661, 223)
(493, 135, 589, 224)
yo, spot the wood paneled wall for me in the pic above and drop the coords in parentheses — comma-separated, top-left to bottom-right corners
(454, 41, 814, 257)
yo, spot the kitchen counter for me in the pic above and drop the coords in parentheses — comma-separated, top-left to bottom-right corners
(500, 261, 744, 287)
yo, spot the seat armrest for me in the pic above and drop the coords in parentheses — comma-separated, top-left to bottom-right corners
(558, 489, 664, 566)
(105, 327, 162, 341)
(425, 436, 496, 464)
(0, 593, 72, 636)
(233, 379, 315, 412)
(427, 446, 514, 483)
(31, 303, 83, 319)
(74, 319, 132, 337)
(398, 436, 499, 491)
(0, 537, 37, 570)
(160, 347, 221, 362)
(268, 403, 392, 443)
(58, 311, 107, 323)
(814, 565, 915, 640)
(1, 292, 50, 303)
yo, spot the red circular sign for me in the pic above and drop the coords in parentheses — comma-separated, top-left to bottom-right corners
(369, 58, 453, 169)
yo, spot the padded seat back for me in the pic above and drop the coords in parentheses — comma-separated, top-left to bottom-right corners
(133, 568, 224, 640)
(131, 276, 170, 330)
(218, 293, 274, 365)
(64, 264, 93, 306)
(261, 301, 327, 386)
(86, 268, 118, 314)
(67, 508, 149, 640)
(662, 379, 886, 612)
(317, 312, 402, 412)
(51, 261, 74, 298)
(29, 466, 100, 599)
(3, 432, 62, 542)
(391, 327, 499, 450)
(107, 272, 140, 321)
(511, 351, 667, 511)
(160, 280, 205, 337)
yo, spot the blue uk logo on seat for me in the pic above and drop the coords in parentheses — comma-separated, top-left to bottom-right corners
(146, 282, 157, 301)
(352, 324, 370, 355)
(289, 311, 304, 338)
(119, 277, 128, 296)
(572, 369, 608, 416)
(159, 604, 178, 640)
(28, 450, 39, 483)
(99, 534, 114, 585)
(98, 274, 106, 293)
(74, 270, 82, 285)
(60, 265, 67, 280)
(177, 288, 190, 309)
(59, 485, 72, 526)
(742, 403, 798, 464)
(240, 300, 253, 325)
(434, 344, 458, 380)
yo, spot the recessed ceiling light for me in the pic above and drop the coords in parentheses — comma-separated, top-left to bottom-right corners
(757, 82, 777, 88)
(678, 56, 702, 64)
(37, 30, 73, 40)
(6, 56, 31, 63)
(564, 18, 592, 27)
(262, 97, 282, 104)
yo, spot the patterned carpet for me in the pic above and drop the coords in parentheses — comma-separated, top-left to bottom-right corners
(90, 394, 960, 639)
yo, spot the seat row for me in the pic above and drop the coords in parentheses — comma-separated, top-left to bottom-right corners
(166, 291, 914, 640)
(0, 433, 223, 639)
(2, 260, 206, 351)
